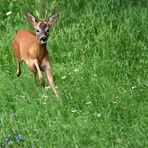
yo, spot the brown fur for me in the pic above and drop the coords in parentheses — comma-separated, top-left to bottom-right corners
(13, 12, 59, 97)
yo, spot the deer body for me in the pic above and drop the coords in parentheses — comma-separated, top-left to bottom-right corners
(13, 12, 59, 97)
(14, 30, 48, 66)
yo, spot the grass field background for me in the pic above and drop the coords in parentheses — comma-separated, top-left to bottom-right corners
(0, 0, 148, 147)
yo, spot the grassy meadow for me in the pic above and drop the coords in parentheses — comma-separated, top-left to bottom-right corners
(0, 0, 148, 147)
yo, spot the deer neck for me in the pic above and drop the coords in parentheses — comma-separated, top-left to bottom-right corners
(35, 40, 47, 52)
(35, 40, 47, 63)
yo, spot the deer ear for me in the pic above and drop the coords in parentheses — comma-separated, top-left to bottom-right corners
(27, 12, 38, 27)
(48, 13, 59, 26)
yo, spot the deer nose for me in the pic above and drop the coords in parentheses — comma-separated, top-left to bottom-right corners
(40, 36, 47, 42)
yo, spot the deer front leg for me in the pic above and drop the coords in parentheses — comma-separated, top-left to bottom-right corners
(29, 63, 37, 84)
(32, 59, 45, 86)
(46, 67, 58, 97)
(42, 59, 58, 97)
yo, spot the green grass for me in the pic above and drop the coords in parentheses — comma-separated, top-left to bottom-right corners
(0, 0, 148, 147)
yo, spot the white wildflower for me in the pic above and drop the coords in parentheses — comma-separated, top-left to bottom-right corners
(112, 101, 117, 104)
(45, 86, 51, 91)
(42, 94, 48, 98)
(73, 69, 79, 72)
(6, 11, 12, 16)
(131, 86, 136, 90)
(86, 101, 92, 105)
(71, 109, 77, 113)
(61, 75, 66, 80)
(97, 113, 101, 117)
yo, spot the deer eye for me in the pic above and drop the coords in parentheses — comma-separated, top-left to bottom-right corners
(46, 29, 49, 32)
(36, 29, 39, 33)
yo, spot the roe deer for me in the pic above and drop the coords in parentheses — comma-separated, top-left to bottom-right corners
(13, 12, 59, 97)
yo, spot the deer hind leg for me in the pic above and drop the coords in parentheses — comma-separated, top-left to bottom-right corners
(16, 62, 21, 77)
(32, 59, 45, 86)
(13, 40, 22, 77)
